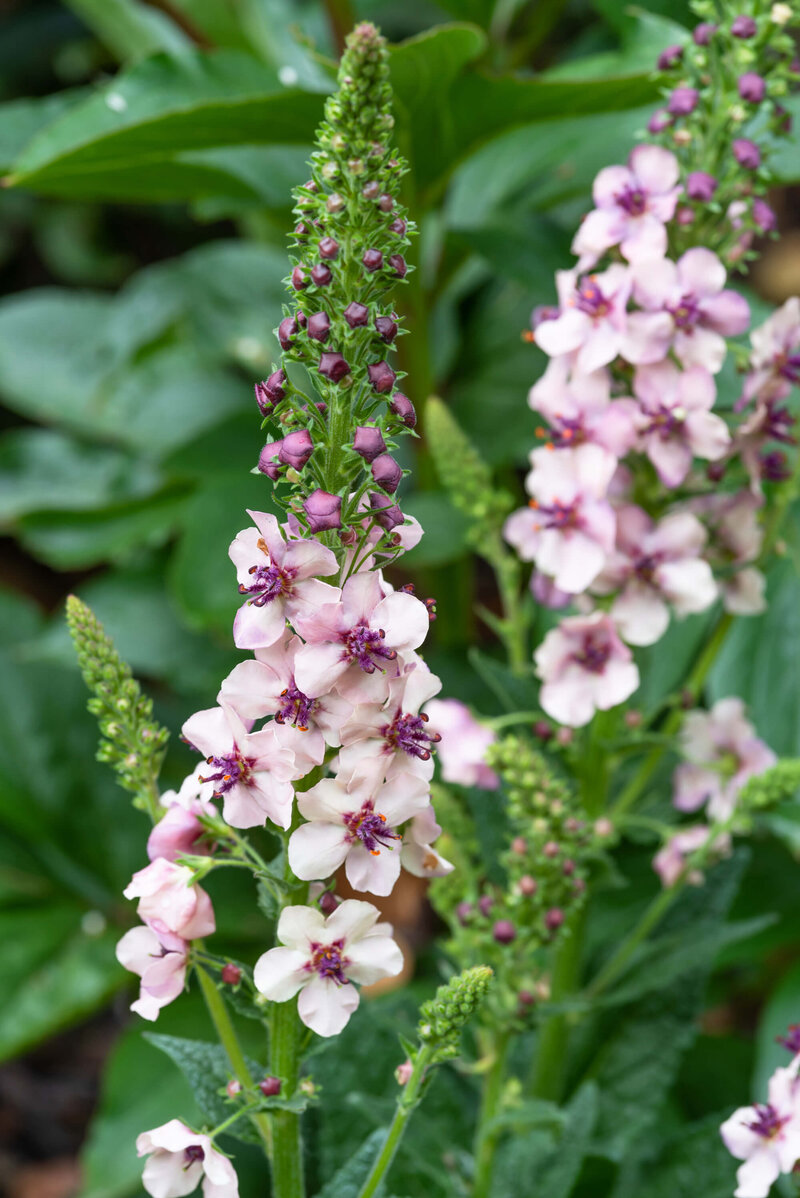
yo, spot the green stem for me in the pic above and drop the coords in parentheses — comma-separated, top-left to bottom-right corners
(529, 905, 586, 1100)
(583, 885, 679, 1002)
(473, 1031, 511, 1198)
(195, 965, 273, 1157)
(269, 999, 304, 1198)
(489, 539, 528, 676)
(357, 1044, 436, 1198)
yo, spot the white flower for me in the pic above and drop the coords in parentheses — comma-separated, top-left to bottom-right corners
(721, 1061, 800, 1197)
(136, 1119, 238, 1198)
(253, 901, 403, 1037)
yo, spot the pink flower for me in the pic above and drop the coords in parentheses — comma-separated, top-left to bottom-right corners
(721, 1060, 800, 1197)
(422, 698, 499, 789)
(253, 900, 403, 1036)
(740, 297, 800, 407)
(534, 266, 637, 374)
(229, 510, 340, 650)
(288, 768, 430, 895)
(592, 506, 717, 645)
(116, 923, 188, 1021)
(672, 697, 776, 821)
(534, 611, 639, 727)
(217, 634, 353, 768)
(632, 248, 750, 372)
(735, 396, 796, 495)
(338, 662, 442, 784)
(528, 364, 638, 458)
(292, 571, 430, 702)
(693, 492, 766, 615)
(123, 858, 216, 940)
(652, 824, 730, 888)
(401, 804, 454, 879)
(506, 444, 617, 593)
(137, 1119, 239, 1198)
(182, 704, 295, 829)
(572, 144, 682, 268)
(633, 361, 729, 486)
(147, 768, 217, 863)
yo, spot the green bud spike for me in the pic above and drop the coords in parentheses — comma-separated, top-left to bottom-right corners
(737, 758, 800, 810)
(418, 965, 493, 1059)
(66, 596, 168, 821)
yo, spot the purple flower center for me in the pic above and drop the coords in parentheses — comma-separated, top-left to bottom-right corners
(633, 552, 662, 583)
(764, 404, 797, 444)
(777, 351, 800, 385)
(275, 682, 318, 731)
(546, 416, 585, 448)
(343, 800, 400, 855)
(669, 293, 701, 330)
(648, 404, 685, 439)
(342, 623, 397, 673)
(309, 939, 349, 985)
(239, 553, 294, 606)
(200, 752, 251, 795)
(747, 1103, 788, 1141)
(575, 277, 611, 318)
(382, 711, 441, 761)
(616, 185, 647, 216)
(529, 498, 579, 530)
(574, 633, 611, 673)
(184, 1145, 205, 1165)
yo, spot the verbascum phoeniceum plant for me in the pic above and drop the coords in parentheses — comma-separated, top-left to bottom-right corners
(67, 7, 800, 1198)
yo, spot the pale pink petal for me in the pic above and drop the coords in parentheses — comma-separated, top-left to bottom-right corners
(345, 842, 401, 896)
(298, 974, 359, 1037)
(232, 597, 287, 650)
(702, 290, 750, 336)
(253, 946, 309, 1001)
(594, 658, 639, 709)
(592, 163, 636, 207)
(283, 537, 339, 581)
(535, 309, 590, 358)
(288, 822, 349, 881)
(293, 641, 349, 698)
(675, 326, 728, 372)
(677, 247, 726, 298)
(621, 310, 673, 363)
(611, 582, 670, 645)
(345, 927, 404, 983)
(645, 435, 692, 487)
(373, 591, 430, 652)
(324, 898, 380, 944)
(629, 144, 680, 193)
(181, 707, 232, 758)
(540, 663, 597, 727)
(657, 558, 717, 615)
(686, 410, 730, 460)
(673, 763, 719, 812)
(142, 1153, 202, 1198)
(734, 1148, 780, 1198)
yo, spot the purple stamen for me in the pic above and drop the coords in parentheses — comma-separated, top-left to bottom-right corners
(574, 633, 611, 673)
(747, 1103, 788, 1140)
(184, 1145, 205, 1165)
(575, 277, 611, 318)
(309, 939, 349, 985)
(382, 711, 441, 760)
(343, 801, 400, 855)
(669, 294, 701, 330)
(199, 752, 250, 795)
(342, 623, 397, 673)
(275, 683, 318, 731)
(648, 405, 685, 439)
(778, 1024, 800, 1054)
(529, 499, 579, 530)
(616, 185, 647, 216)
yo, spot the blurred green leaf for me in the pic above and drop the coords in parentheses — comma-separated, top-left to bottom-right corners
(65, 0, 192, 63)
(754, 958, 800, 1100)
(402, 491, 470, 566)
(145, 1033, 264, 1142)
(611, 1111, 736, 1198)
(314, 1128, 389, 1198)
(0, 90, 89, 173)
(492, 1084, 597, 1198)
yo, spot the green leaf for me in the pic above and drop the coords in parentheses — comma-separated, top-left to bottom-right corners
(401, 492, 470, 567)
(0, 90, 89, 173)
(9, 50, 327, 200)
(144, 1033, 263, 1142)
(314, 1128, 389, 1198)
(754, 957, 800, 1100)
(491, 1084, 597, 1198)
(611, 1112, 737, 1198)
(468, 647, 537, 714)
(64, 0, 192, 63)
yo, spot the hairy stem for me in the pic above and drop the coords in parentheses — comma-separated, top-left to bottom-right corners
(529, 905, 586, 1100)
(269, 999, 305, 1198)
(357, 1043, 436, 1198)
(473, 1031, 511, 1198)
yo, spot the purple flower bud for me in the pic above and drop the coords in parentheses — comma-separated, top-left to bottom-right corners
(686, 170, 718, 201)
(255, 369, 286, 414)
(259, 1077, 282, 1097)
(388, 254, 407, 278)
(647, 108, 672, 134)
(318, 352, 351, 382)
(761, 450, 791, 481)
(375, 315, 398, 343)
(533, 719, 552, 741)
(693, 21, 717, 44)
(221, 963, 242, 984)
(279, 429, 313, 470)
(731, 14, 757, 37)
(493, 919, 516, 944)
(318, 237, 339, 259)
(545, 908, 565, 931)
(676, 207, 695, 226)
(303, 489, 341, 531)
(389, 391, 416, 428)
(456, 901, 473, 925)
(318, 891, 339, 915)
(362, 180, 380, 199)
(311, 263, 332, 286)
(478, 895, 494, 917)
(295, 222, 309, 237)
(371, 453, 402, 492)
(738, 72, 766, 103)
(733, 138, 761, 169)
(363, 249, 383, 272)
(344, 301, 369, 328)
(291, 265, 308, 290)
(754, 198, 777, 232)
(519, 875, 537, 896)
(389, 218, 407, 236)
(378, 193, 394, 212)
(368, 361, 396, 393)
(258, 440, 284, 480)
(657, 44, 684, 70)
(296, 310, 307, 327)
(369, 491, 404, 530)
(668, 87, 699, 116)
(352, 426, 387, 462)
(278, 317, 298, 350)
(307, 311, 331, 342)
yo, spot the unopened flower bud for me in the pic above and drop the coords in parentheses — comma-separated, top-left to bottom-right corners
(219, 963, 241, 987)
(389, 218, 407, 235)
(754, 198, 777, 231)
(371, 453, 402, 492)
(307, 311, 331, 342)
(693, 21, 717, 43)
(353, 425, 387, 462)
(389, 391, 416, 427)
(303, 489, 342, 531)
(279, 430, 313, 470)
(733, 138, 761, 169)
(687, 170, 717, 201)
(543, 840, 560, 858)
(378, 193, 394, 212)
(555, 726, 573, 746)
(738, 72, 766, 103)
(456, 901, 473, 925)
(255, 369, 286, 414)
(511, 836, 527, 855)
(259, 1076, 282, 1097)
(624, 709, 642, 728)
(594, 817, 614, 838)
(318, 237, 339, 259)
(318, 890, 339, 915)
(291, 265, 308, 290)
(327, 192, 345, 213)
(343, 301, 369, 328)
(519, 875, 538, 896)
(226, 1079, 243, 1098)
(318, 352, 351, 382)
(731, 14, 757, 36)
(363, 248, 384, 272)
(388, 254, 407, 277)
(668, 87, 699, 116)
(418, 965, 493, 1045)
(311, 264, 332, 287)
(478, 894, 494, 917)
(518, 989, 535, 1007)
(395, 1059, 413, 1085)
(648, 108, 672, 133)
(375, 315, 398, 343)
(493, 919, 516, 944)
(368, 361, 396, 393)
(771, 3, 792, 23)
(533, 719, 552, 741)
(657, 44, 683, 69)
(369, 491, 404, 529)
(258, 440, 284, 479)
(362, 181, 380, 199)
(278, 316, 298, 350)
(545, 908, 565, 931)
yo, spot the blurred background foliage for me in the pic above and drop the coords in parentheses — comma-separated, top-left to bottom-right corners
(1, 1, 800, 1196)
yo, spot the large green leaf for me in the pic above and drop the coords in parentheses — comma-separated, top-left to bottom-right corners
(0, 90, 88, 173)
(65, 0, 192, 63)
(491, 1084, 597, 1198)
(313, 1128, 389, 1198)
(145, 1033, 265, 1142)
(612, 1112, 736, 1198)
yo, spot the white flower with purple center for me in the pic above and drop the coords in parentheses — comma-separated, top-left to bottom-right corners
(253, 900, 403, 1036)
(288, 767, 431, 895)
(631, 247, 751, 373)
(528, 363, 639, 458)
(422, 697, 499, 790)
(182, 703, 295, 829)
(337, 660, 442, 784)
(572, 144, 682, 268)
(740, 296, 800, 407)
(534, 265, 635, 374)
(534, 610, 639, 727)
(116, 923, 188, 1022)
(229, 509, 340, 650)
(292, 571, 430, 703)
(721, 1060, 800, 1197)
(137, 1118, 239, 1198)
(672, 697, 776, 822)
(592, 505, 718, 646)
(400, 804, 455, 879)
(633, 360, 730, 486)
(692, 491, 766, 616)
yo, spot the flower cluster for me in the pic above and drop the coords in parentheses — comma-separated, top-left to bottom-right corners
(721, 1027, 800, 1197)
